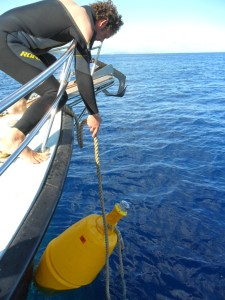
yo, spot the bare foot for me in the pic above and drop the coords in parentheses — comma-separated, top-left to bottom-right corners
(0, 128, 50, 164)
(17, 144, 50, 164)
(7, 98, 27, 115)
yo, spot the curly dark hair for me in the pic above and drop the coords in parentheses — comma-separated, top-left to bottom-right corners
(90, 0, 123, 35)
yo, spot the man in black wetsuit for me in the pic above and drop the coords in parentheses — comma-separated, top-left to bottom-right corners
(0, 0, 123, 163)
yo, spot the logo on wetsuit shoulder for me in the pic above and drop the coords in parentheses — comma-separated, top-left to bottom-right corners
(20, 51, 40, 60)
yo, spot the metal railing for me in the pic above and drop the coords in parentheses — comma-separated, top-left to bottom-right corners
(0, 40, 126, 176)
(0, 41, 76, 175)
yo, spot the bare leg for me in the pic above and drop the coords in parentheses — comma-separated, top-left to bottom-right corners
(7, 98, 27, 115)
(0, 128, 49, 164)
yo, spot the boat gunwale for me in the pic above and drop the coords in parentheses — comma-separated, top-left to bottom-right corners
(0, 110, 74, 300)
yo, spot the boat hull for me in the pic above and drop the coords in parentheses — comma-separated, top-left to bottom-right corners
(0, 111, 74, 300)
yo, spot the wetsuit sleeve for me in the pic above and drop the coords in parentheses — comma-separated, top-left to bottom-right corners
(75, 44, 98, 115)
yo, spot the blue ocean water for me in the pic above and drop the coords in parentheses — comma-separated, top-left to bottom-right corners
(2, 52, 225, 299)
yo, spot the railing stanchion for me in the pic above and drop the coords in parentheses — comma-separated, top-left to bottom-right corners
(41, 53, 74, 152)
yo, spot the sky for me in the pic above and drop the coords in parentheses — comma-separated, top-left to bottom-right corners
(1, 0, 225, 54)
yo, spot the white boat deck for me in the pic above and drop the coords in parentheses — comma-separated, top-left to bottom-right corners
(0, 111, 62, 257)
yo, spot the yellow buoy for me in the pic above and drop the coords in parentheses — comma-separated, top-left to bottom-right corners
(34, 201, 129, 291)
